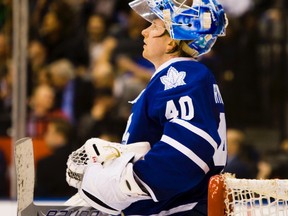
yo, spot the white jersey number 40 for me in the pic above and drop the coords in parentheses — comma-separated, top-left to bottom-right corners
(165, 96, 194, 120)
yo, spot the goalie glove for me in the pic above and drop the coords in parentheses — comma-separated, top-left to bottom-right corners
(66, 138, 150, 188)
(79, 152, 151, 215)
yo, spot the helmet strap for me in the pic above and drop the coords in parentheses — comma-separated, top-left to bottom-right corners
(175, 40, 199, 58)
(163, 9, 172, 34)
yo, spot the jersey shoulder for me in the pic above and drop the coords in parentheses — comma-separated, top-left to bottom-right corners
(168, 59, 214, 83)
(149, 59, 215, 96)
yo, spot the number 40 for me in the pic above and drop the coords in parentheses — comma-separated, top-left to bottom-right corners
(165, 96, 194, 120)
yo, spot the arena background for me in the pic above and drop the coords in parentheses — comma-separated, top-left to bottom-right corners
(0, 0, 288, 214)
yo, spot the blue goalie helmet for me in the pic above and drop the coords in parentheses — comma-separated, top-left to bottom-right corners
(129, 0, 228, 56)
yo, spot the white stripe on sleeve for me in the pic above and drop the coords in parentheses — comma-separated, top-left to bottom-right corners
(161, 135, 209, 173)
(171, 118, 218, 150)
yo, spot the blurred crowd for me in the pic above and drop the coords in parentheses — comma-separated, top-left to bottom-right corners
(0, 0, 288, 198)
(224, 128, 288, 179)
(0, 0, 154, 142)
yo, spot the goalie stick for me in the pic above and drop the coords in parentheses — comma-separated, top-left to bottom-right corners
(15, 137, 103, 216)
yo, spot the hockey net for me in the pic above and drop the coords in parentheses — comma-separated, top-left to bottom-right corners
(208, 173, 288, 216)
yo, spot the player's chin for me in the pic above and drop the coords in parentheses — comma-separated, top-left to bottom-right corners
(142, 53, 151, 63)
(142, 49, 148, 59)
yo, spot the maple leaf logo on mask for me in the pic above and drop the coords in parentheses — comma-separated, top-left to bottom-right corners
(160, 66, 186, 90)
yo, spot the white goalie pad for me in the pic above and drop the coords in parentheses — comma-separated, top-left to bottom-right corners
(66, 138, 150, 188)
(64, 192, 90, 207)
(79, 152, 151, 215)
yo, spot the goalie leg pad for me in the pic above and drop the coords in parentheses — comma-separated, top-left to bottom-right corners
(79, 153, 151, 215)
(64, 193, 90, 207)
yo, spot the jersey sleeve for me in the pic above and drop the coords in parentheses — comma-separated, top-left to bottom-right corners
(133, 67, 226, 202)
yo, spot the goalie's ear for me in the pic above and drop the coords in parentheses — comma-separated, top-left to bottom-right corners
(166, 39, 178, 53)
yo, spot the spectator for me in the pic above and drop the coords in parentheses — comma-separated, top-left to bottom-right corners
(280, 138, 288, 153)
(27, 39, 48, 96)
(27, 84, 66, 137)
(91, 61, 114, 91)
(34, 1, 84, 65)
(116, 54, 153, 83)
(100, 9, 153, 119)
(0, 149, 8, 197)
(78, 0, 118, 24)
(76, 61, 126, 145)
(29, 0, 54, 38)
(48, 59, 94, 124)
(77, 89, 126, 145)
(0, 33, 10, 74)
(86, 13, 111, 70)
(224, 128, 259, 178)
(0, 34, 11, 135)
(0, 0, 12, 33)
(111, 9, 153, 80)
(35, 118, 76, 198)
(38, 11, 70, 63)
(257, 150, 288, 179)
(0, 60, 12, 136)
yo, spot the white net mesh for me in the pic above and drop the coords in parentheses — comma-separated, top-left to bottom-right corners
(224, 175, 288, 216)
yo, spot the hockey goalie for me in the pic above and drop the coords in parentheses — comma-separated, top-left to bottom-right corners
(65, 0, 228, 215)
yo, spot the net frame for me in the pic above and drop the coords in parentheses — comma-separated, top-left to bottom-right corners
(208, 173, 288, 216)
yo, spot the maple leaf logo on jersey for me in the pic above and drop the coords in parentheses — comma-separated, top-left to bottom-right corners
(160, 66, 186, 90)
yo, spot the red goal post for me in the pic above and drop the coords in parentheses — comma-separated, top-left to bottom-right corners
(208, 174, 226, 216)
(208, 173, 288, 216)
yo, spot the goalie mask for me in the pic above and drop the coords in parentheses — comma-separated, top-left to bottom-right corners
(129, 0, 228, 56)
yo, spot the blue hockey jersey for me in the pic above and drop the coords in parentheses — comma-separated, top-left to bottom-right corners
(122, 57, 227, 215)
